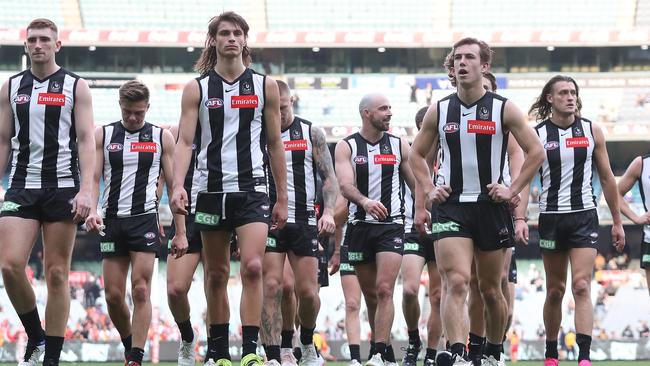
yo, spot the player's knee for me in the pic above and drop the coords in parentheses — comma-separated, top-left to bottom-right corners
(105, 288, 124, 308)
(45, 265, 68, 289)
(376, 281, 395, 301)
(264, 276, 282, 298)
(1, 261, 24, 280)
(206, 265, 230, 288)
(447, 273, 469, 297)
(167, 282, 188, 302)
(282, 278, 295, 295)
(345, 299, 360, 314)
(132, 283, 150, 304)
(242, 258, 263, 281)
(546, 282, 566, 303)
(479, 284, 502, 306)
(571, 277, 590, 299)
(402, 282, 419, 301)
(429, 288, 442, 308)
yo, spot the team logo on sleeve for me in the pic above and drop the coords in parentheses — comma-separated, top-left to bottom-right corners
(13, 94, 30, 104)
(544, 141, 559, 150)
(443, 122, 460, 133)
(106, 143, 123, 152)
(205, 98, 224, 109)
(353, 156, 368, 165)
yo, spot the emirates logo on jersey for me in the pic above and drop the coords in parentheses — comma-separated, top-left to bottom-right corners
(374, 154, 397, 165)
(467, 120, 496, 135)
(106, 143, 123, 152)
(14, 94, 30, 104)
(131, 142, 158, 153)
(37, 93, 65, 106)
(566, 137, 589, 148)
(231, 95, 258, 108)
(284, 139, 308, 151)
(205, 98, 224, 109)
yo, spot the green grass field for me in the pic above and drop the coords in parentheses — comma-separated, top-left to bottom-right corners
(2, 362, 648, 366)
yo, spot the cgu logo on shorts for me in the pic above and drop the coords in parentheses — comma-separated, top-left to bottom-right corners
(195, 212, 220, 226)
(404, 242, 419, 251)
(0, 201, 21, 212)
(14, 94, 30, 104)
(284, 139, 308, 151)
(131, 142, 157, 153)
(467, 120, 496, 135)
(37, 93, 65, 106)
(266, 237, 277, 248)
(231, 95, 258, 109)
(106, 143, 123, 152)
(348, 252, 363, 261)
(205, 98, 224, 109)
(565, 137, 589, 148)
(374, 154, 397, 165)
(431, 221, 460, 234)
(100, 242, 115, 253)
(539, 239, 556, 250)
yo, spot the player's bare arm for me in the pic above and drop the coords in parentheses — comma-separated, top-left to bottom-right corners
(0, 81, 13, 173)
(617, 157, 649, 225)
(264, 76, 288, 229)
(494, 100, 544, 201)
(171, 80, 200, 215)
(72, 78, 96, 222)
(84, 126, 105, 233)
(335, 140, 387, 220)
(312, 126, 338, 235)
(592, 122, 625, 251)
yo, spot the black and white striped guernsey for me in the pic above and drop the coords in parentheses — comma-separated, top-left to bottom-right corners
(637, 155, 650, 242)
(404, 184, 416, 233)
(345, 132, 404, 224)
(183, 130, 202, 215)
(535, 118, 596, 213)
(436, 91, 509, 202)
(268, 117, 317, 225)
(7, 68, 80, 189)
(195, 68, 267, 194)
(101, 121, 163, 218)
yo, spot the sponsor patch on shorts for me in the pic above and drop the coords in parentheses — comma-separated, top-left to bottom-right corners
(404, 242, 419, 251)
(195, 212, 220, 226)
(340, 263, 355, 272)
(642, 254, 650, 263)
(100, 242, 116, 253)
(266, 237, 277, 248)
(1, 201, 21, 212)
(348, 252, 363, 261)
(431, 221, 460, 234)
(539, 239, 556, 250)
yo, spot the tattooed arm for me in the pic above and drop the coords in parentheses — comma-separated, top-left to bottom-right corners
(312, 126, 339, 236)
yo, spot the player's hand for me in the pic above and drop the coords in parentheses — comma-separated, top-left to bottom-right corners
(362, 199, 388, 221)
(514, 219, 529, 245)
(170, 234, 188, 259)
(487, 183, 512, 203)
(85, 213, 104, 235)
(170, 188, 188, 215)
(329, 251, 340, 275)
(426, 185, 451, 208)
(633, 212, 650, 225)
(414, 207, 431, 236)
(508, 193, 521, 213)
(71, 189, 92, 223)
(611, 223, 626, 253)
(318, 213, 336, 236)
(158, 219, 166, 239)
(271, 203, 287, 230)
